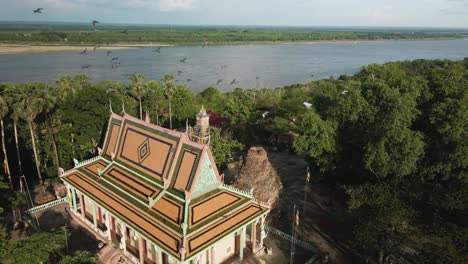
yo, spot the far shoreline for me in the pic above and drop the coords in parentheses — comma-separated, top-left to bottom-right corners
(0, 43, 174, 55)
(0, 38, 464, 54)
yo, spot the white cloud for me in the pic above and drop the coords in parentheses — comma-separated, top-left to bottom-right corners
(159, 0, 198, 11)
(15, 0, 198, 11)
(113, 0, 198, 11)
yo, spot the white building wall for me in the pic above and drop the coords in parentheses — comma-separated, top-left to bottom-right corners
(214, 234, 236, 264)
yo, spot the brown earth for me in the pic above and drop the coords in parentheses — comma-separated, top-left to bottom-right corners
(232, 147, 282, 207)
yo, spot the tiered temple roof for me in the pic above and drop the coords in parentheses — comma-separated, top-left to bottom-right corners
(61, 113, 269, 261)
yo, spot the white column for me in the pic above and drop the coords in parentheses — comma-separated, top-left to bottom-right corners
(260, 216, 266, 249)
(210, 247, 215, 264)
(120, 223, 127, 255)
(239, 228, 245, 260)
(71, 188, 77, 212)
(138, 235, 145, 264)
(251, 221, 257, 252)
(91, 201, 97, 228)
(79, 193, 85, 218)
(105, 211, 112, 242)
(156, 246, 163, 264)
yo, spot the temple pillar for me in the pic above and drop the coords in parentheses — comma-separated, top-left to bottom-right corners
(121, 223, 128, 255)
(251, 221, 257, 252)
(138, 235, 145, 264)
(66, 185, 72, 208)
(156, 246, 163, 264)
(78, 193, 85, 218)
(105, 212, 112, 242)
(260, 216, 266, 249)
(150, 243, 156, 263)
(71, 188, 77, 212)
(91, 201, 97, 228)
(210, 247, 215, 264)
(239, 228, 245, 260)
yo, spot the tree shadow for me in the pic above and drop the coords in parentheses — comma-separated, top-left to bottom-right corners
(35, 206, 100, 254)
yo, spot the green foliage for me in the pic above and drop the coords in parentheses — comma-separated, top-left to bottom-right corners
(199, 87, 228, 113)
(171, 85, 198, 123)
(224, 89, 255, 125)
(0, 234, 6, 263)
(0, 24, 466, 45)
(348, 182, 417, 255)
(209, 127, 244, 169)
(60, 250, 98, 264)
(293, 111, 336, 168)
(9, 229, 70, 263)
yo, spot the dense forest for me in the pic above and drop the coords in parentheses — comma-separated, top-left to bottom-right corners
(1, 23, 468, 45)
(0, 58, 467, 263)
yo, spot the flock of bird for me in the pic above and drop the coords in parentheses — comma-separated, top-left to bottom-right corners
(32, 7, 318, 90)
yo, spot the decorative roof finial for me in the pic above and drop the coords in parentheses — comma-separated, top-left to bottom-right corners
(200, 105, 206, 114)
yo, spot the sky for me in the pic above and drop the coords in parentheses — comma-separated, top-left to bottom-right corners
(0, 0, 467, 28)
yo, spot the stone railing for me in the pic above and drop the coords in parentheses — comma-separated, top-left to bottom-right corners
(252, 198, 271, 209)
(74, 156, 101, 168)
(265, 225, 318, 252)
(25, 197, 68, 214)
(222, 184, 253, 198)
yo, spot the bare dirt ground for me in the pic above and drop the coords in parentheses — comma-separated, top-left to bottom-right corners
(243, 150, 357, 264)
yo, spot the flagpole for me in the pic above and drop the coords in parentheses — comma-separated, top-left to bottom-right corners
(290, 204, 297, 264)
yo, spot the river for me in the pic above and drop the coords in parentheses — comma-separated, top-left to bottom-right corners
(1, 39, 467, 92)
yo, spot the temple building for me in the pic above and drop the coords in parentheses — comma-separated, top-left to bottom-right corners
(60, 110, 270, 264)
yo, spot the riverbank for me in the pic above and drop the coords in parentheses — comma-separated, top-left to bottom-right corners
(0, 37, 464, 54)
(0, 43, 174, 55)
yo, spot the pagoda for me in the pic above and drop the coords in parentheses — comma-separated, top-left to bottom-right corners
(60, 110, 270, 264)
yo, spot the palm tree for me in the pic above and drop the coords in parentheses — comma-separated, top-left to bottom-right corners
(0, 96, 13, 189)
(4, 84, 23, 177)
(55, 74, 89, 101)
(13, 83, 52, 185)
(50, 74, 88, 177)
(162, 75, 176, 129)
(129, 74, 147, 119)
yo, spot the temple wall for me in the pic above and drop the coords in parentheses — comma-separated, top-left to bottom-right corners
(214, 234, 236, 264)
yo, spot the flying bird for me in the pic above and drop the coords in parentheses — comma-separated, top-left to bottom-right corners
(92, 20, 100, 27)
(230, 79, 238, 85)
(186, 79, 192, 82)
(93, 45, 100, 52)
(262, 111, 269, 118)
(303, 102, 314, 109)
(33, 8, 43, 13)
(106, 50, 112, 56)
(111, 61, 121, 69)
(177, 70, 183, 76)
(216, 79, 223, 85)
(341, 90, 349, 95)
(81, 64, 91, 69)
(80, 48, 87, 55)
(179, 57, 187, 63)
(111, 56, 119, 61)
